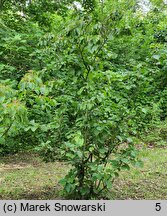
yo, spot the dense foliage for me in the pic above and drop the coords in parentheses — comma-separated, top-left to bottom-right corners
(0, 0, 166, 199)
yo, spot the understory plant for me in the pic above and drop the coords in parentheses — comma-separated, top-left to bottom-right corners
(56, 3, 144, 199)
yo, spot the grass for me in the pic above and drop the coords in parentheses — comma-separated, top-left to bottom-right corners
(109, 147, 167, 199)
(0, 153, 69, 199)
(0, 147, 167, 199)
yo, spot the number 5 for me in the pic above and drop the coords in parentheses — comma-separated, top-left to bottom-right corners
(155, 203, 161, 211)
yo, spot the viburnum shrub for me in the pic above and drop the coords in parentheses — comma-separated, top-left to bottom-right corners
(55, 5, 143, 199)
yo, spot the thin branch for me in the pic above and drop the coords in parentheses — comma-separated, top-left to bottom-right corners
(0, 0, 6, 10)
(78, 43, 91, 80)
(1, 122, 13, 138)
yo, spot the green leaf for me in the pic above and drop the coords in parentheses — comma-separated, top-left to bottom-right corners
(152, 55, 160, 60)
(121, 164, 130, 170)
(106, 181, 112, 189)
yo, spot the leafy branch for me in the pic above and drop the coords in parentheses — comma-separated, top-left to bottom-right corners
(1, 122, 13, 138)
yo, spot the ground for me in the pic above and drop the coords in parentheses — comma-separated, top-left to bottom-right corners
(0, 147, 167, 199)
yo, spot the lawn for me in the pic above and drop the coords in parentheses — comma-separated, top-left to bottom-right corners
(0, 147, 167, 199)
